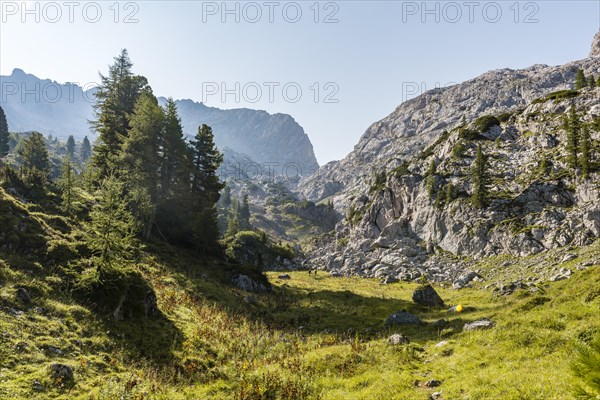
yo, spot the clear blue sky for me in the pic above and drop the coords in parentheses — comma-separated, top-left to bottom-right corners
(1, 1, 599, 164)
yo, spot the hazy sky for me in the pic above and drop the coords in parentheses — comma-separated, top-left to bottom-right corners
(1, 1, 599, 164)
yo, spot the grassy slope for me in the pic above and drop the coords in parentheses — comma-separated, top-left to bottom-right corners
(1, 240, 598, 399)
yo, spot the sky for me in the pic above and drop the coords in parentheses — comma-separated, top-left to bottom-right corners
(1, 1, 599, 164)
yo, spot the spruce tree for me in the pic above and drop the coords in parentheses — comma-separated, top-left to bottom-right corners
(121, 91, 164, 240)
(426, 159, 437, 198)
(0, 106, 9, 158)
(80, 136, 92, 162)
(444, 182, 455, 205)
(87, 176, 137, 271)
(575, 69, 587, 90)
(226, 197, 240, 237)
(92, 49, 149, 179)
(565, 104, 580, 170)
(59, 156, 77, 214)
(160, 98, 188, 197)
(189, 124, 224, 253)
(589, 75, 597, 89)
(471, 144, 489, 208)
(221, 185, 232, 208)
(580, 124, 591, 179)
(239, 193, 251, 230)
(66, 135, 76, 157)
(17, 132, 50, 174)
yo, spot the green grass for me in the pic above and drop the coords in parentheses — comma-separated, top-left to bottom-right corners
(1, 243, 598, 399)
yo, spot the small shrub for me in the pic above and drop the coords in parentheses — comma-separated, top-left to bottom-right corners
(473, 115, 500, 133)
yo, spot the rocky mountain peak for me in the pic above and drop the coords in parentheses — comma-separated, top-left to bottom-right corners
(591, 31, 600, 57)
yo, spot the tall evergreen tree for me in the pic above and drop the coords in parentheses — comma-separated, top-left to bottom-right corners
(0, 106, 9, 159)
(575, 69, 587, 90)
(589, 75, 597, 89)
(239, 193, 251, 230)
(17, 132, 50, 174)
(59, 156, 77, 214)
(565, 104, 580, 170)
(189, 124, 224, 253)
(160, 98, 188, 197)
(92, 49, 149, 179)
(580, 124, 591, 179)
(121, 91, 164, 240)
(66, 135, 76, 157)
(426, 159, 437, 198)
(87, 176, 136, 271)
(80, 136, 92, 162)
(471, 144, 489, 208)
(226, 197, 240, 237)
(221, 185, 232, 208)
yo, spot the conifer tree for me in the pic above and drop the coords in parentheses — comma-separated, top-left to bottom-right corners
(221, 185, 232, 208)
(575, 69, 587, 90)
(87, 176, 136, 271)
(426, 159, 437, 198)
(80, 136, 92, 162)
(226, 197, 240, 237)
(445, 182, 455, 205)
(589, 75, 597, 89)
(239, 193, 251, 230)
(92, 49, 149, 179)
(471, 144, 489, 208)
(0, 106, 9, 159)
(580, 124, 591, 179)
(66, 135, 76, 157)
(160, 98, 188, 197)
(17, 132, 50, 174)
(59, 156, 77, 214)
(565, 104, 580, 170)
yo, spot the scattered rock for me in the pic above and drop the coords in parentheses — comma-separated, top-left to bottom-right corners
(464, 319, 495, 331)
(385, 311, 423, 326)
(388, 333, 410, 345)
(32, 379, 46, 392)
(425, 379, 441, 387)
(330, 271, 342, 277)
(561, 254, 577, 263)
(382, 275, 399, 284)
(452, 271, 480, 289)
(231, 274, 271, 293)
(16, 287, 31, 304)
(435, 340, 449, 348)
(278, 274, 291, 280)
(412, 284, 445, 307)
(49, 363, 74, 382)
(431, 391, 443, 399)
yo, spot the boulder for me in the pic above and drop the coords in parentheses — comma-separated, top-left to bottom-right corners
(278, 274, 291, 280)
(231, 274, 271, 293)
(463, 319, 495, 331)
(388, 333, 410, 345)
(144, 290, 158, 318)
(49, 363, 74, 382)
(385, 311, 423, 326)
(412, 284, 445, 307)
(425, 379, 441, 388)
(15, 287, 31, 304)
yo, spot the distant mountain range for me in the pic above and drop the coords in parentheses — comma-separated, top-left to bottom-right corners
(0, 69, 318, 176)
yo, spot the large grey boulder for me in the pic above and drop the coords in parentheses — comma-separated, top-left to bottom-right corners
(464, 319, 495, 331)
(412, 284, 445, 307)
(231, 274, 271, 293)
(385, 311, 423, 326)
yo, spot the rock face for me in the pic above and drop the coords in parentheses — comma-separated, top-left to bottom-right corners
(299, 46, 600, 280)
(412, 285, 445, 308)
(0, 70, 319, 177)
(590, 31, 600, 58)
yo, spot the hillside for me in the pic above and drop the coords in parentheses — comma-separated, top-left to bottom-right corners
(0, 186, 598, 399)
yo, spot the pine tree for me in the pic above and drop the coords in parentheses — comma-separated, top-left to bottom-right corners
(0, 106, 9, 159)
(597, 76, 600, 87)
(160, 98, 188, 197)
(226, 197, 240, 237)
(471, 144, 489, 208)
(426, 159, 437, 198)
(189, 124, 225, 253)
(17, 132, 50, 174)
(589, 75, 597, 89)
(87, 176, 136, 271)
(80, 136, 92, 162)
(59, 156, 77, 214)
(580, 124, 591, 179)
(66, 135, 76, 158)
(221, 185, 232, 208)
(120, 91, 164, 240)
(239, 193, 251, 230)
(575, 69, 587, 90)
(565, 104, 580, 170)
(92, 49, 149, 179)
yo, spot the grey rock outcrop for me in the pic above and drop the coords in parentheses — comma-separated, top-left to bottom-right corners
(412, 284, 445, 307)
(231, 274, 271, 293)
(591, 31, 600, 58)
(385, 311, 423, 326)
(388, 333, 410, 345)
(464, 319, 495, 331)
